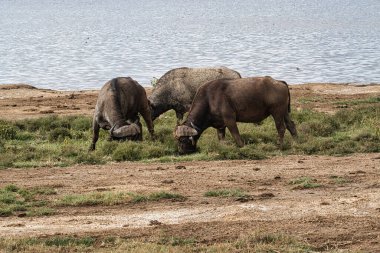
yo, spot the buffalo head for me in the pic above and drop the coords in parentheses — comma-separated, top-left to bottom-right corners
(174, 125, 198, 154)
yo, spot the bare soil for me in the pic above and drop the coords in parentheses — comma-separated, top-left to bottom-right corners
(0, 83, 380, 251)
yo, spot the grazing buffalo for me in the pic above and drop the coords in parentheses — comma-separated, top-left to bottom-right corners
(149, 67, 241, 122)
(90, 77, 154, 150)
(174, 76, 297, 154)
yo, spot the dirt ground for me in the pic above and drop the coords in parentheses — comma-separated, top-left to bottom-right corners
(0, 83, 380, 251)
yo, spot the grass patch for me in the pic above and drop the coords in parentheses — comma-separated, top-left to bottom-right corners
(0, 184, 56, 217)
(329, 175, 350, 185)
(289, 177, 321, 189)
(158, 236, 196, 246)
(204, 188, 248, 198)
(26, 207, 56, 216)
(0, 102, 378, 168)
(334, 96, 380, 106)
(234, 232, 314, 252)
(0, 232, 315, 252)
(129, 191, 186, 203)
(57, 191, 186, 206)
(56, 191, 127, 206)
(44, 236, 95, 247)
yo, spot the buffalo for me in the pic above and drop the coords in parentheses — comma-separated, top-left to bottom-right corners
(174, 76, 297, 154)
(90, 77, 154, 150)
(149, 67, 241, 122)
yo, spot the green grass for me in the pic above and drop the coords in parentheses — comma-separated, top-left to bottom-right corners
(43, 236, 96, 247)
(329, 175, 350, 185)
(56, 191, 186, 206)
(0, 103, 379, 168)
(289, 177, 321, 189)
(204, 188, 249, 198)
(0, 184, 185, 215)
(0, 184, 56, 217)
(334, 96, 380, 106)
(56, 191, 129, 206)
(0, 233, 316, 253)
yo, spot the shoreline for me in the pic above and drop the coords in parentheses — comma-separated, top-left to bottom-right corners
(1, 81, 380, 92)
(0, 82, 379, 121)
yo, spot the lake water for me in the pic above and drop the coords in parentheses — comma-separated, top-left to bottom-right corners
(1, 0, 380, 90)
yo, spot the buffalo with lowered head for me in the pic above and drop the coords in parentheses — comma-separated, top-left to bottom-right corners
(174, 76, 297, 154)
(149, 67, 241, 122)
(90, 77, 154, 150)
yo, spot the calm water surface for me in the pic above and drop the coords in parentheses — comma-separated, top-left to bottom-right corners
(1, 0, 379, 90)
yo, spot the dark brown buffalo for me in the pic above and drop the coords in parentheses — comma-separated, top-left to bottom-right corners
(174, 76, 297, 154)
(90, 77, 154, 150)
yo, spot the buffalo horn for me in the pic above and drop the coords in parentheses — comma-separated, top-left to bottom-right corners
(111, 123, 141, 138)
(175, 125, 198, 138)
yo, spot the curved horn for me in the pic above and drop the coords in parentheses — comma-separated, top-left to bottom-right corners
(112, 123, 141, 138)
(174, 125, 198, 138)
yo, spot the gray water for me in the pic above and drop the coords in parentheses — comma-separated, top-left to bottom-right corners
(1, 0, 379, 90)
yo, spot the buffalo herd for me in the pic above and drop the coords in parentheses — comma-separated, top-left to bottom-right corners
(90, 67, 297, 154)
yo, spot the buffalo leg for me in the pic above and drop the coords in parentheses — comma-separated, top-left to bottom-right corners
(284, 113, 297, 137)
(217, 127, 226, 141)
(225, 120, 244, 147)
(137, 121, 143, 141)
(90, 119, 100, 151)
(273, 115, 286, 148)
(140, 106, 155, 139)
